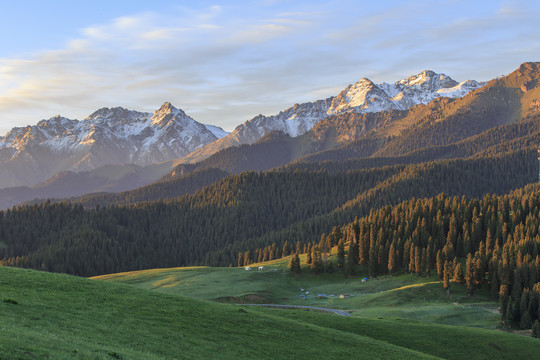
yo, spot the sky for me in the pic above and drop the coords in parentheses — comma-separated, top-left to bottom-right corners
(0, 0, 539, 135)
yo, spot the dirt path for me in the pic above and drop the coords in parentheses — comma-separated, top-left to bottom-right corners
(239, 303, 351, 316)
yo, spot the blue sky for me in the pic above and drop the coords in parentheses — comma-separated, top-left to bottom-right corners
(0, 0, 539, 134)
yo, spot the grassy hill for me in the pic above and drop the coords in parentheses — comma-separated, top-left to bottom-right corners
(1, 266, 443, 360)
(90, 256, 540, 359)
(2, 265, 539, 359)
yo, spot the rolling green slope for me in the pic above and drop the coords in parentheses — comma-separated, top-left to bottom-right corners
(262, 310, 540, 360)
(2, 265, 537, 360)
(92, 262, 540, 359)
(1, 266, 440, 360)
(93, 262, 499, 328)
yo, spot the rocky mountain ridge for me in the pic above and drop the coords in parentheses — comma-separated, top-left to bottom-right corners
(0, 69, 485, 189)
(0, 103, 227, 188)
(181, 70, 484, 163)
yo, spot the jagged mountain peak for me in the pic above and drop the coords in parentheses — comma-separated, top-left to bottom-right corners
(182, 68, 486, 164)
(511, 62, 540, 91)
(86, 106, 147, 120)
(151, 102, 189, 127)
(329, 77, 390, 114)
(353, 77, 377, 87)
(517, 62, 540, 75)
(36, 115, 76, 128)
(157, 102, 184, 116)
(397, 70, 458, 89)
(0, 102, 224, 188)
(84, 107, 152, 130)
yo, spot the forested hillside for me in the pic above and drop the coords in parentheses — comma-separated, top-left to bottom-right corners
(275, 187, 540, 331)
(0, 148, 536, 277)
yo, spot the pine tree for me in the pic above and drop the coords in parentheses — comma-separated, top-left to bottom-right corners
(436, 250, 444, 279)
(528, 290, 539, 322)
(295, 253, 301, 273)
(388, 242, 396, 274)
(465, 253, 475, 296)
(453, 260, 464, 284)
(532, 320, 540, 338)
(243, 250, 251, 266)
(311, 246, 323, 274)
(519, 311, 532, 330)
(237, 252, 244, 267)
(369, 245, 377, 277)
(282, 241, 290, 257)
(289, 255, 296, 273)
(499, 285, 509, 322)
(289, 253, 301, 273)
(512, 268, 523, 301)
(443, 260, 451, 293)
(415, 246, 422, 275)
(505, 298, 514, 326)
(422, 248, 429, 275)
(345, 242, 356, 276)
(337, 240, 345, 271)
(306, 243, 312, 264)
(490, 265, 500, 299)
(350, 239, 360, 265)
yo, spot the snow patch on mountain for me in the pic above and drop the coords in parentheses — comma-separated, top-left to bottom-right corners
(204, 124, 229, 139)
(437, 80, 485, 97)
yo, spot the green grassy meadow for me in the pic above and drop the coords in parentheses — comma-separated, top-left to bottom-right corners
(1, 266, 439, 359)
(94, 254, 501, 328)
(2, 253, 539, 359)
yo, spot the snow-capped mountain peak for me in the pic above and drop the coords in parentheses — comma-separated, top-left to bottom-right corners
(86, 107, 151, 125)
(150, 102, 187, 127)
(182, 69, 485, 164)
(329, 77, 392, 114)
(397, 70, 457, 89)
(0, 103, 228, 188)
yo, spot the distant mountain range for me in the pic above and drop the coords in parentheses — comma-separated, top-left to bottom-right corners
(181, 70, 484, 163)
(57, 62, 540, 209)
(0, 65, 516, 209)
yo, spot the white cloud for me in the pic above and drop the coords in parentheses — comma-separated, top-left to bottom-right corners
(0, 0, 539, 136)
(0, 4, 324, 134)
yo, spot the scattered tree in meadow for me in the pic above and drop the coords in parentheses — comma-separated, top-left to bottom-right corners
(289, 253, 301, 273)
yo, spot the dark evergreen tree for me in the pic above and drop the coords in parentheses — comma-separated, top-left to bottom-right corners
(289, 253, 301, 273)
(443, 260, 451, 293)
(237, 252, 244, 267)
(337, 239, 345, 271)
(532, 320, 540, 338)
(453, 260, 464, 284)
(465, 253, 475, 296)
